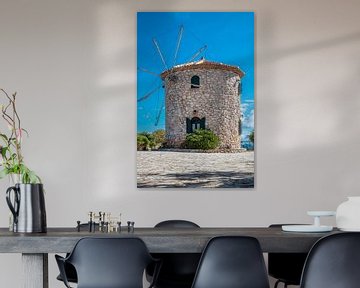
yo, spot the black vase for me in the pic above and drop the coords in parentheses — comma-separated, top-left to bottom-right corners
(6, 183, 47, 233)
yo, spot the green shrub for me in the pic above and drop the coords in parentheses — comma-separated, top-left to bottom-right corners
(184, 129, 220, 150)
(152, 129, 166, 147)
(137, 129, 166, 150)
(137, 134, 150, 151)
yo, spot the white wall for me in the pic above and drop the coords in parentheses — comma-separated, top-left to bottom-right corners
(0, 0, 360, 287)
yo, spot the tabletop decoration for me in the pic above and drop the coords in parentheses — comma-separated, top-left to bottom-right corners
(336, 196, 360, 231)
(282, 211, 335, 233)
(0, 88, 46, 233)
(83, 211, 122, 233)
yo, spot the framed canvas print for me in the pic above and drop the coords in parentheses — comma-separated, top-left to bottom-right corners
(137, 12, 254, 188)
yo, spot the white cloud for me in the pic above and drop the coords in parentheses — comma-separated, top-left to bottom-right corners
(241, 102, 254, 130)
(243, 108, 254, 129)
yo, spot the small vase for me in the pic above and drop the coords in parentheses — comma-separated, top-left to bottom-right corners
(336, 197, 360, 231)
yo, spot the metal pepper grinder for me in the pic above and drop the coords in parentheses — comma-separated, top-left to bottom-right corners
(101, 212, 106, 232)
(98, 211, 103, 232)
(77, 221, 81, 232)
(88, 212, 93, 232)
(127, 221, 135, 233)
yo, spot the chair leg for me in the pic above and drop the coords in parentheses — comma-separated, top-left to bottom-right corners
(274, 280, 289, 288)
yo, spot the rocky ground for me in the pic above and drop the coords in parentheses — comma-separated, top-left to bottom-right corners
(137, 151, 254, 188)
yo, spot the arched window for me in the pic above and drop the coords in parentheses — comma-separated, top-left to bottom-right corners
(186, 117, 206, 133)
(191, 75, 200, 88)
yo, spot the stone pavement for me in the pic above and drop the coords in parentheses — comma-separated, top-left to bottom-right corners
(137, 151, 254, 188)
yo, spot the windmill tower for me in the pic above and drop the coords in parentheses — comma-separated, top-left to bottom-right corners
(161, 59, 244, 149)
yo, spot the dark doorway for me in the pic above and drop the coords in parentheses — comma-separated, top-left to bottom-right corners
(186, 117, 205, 133)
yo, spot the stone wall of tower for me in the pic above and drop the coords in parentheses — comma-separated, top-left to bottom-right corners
(164, 68, 241, 149)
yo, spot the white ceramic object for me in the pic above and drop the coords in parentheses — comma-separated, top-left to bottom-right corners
(282, 210, 335, 233)
(282, 225, 333, 232)
(307, 211, 336, 227)
(307, 211, 336, 217)
(336, 197, 360, 231)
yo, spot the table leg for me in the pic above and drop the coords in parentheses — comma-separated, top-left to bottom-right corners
(22, 253, 48, 288)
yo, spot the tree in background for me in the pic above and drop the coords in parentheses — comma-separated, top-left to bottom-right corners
(248, 130, 254, 144)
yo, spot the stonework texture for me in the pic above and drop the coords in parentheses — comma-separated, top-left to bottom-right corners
(162, 64, 242, 149)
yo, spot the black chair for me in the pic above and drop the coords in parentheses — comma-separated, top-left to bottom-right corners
(268, 224, 308, 288)
(300, 232, 360, 288)
(191, 236, 270, 288)
(56, 223, 99, 284)
(55, 237, 160, 288)
(147, 220, 201, 288)
(56, 262, 77, 284)
(154, 220, 200, 229)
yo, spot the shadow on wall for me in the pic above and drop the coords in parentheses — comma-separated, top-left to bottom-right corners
(257, 9, 360, 208)
(89, 0, 194, 201)
(259, 31, 360, 63)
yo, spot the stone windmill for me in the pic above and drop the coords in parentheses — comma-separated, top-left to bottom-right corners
(161, 59, 244, 149)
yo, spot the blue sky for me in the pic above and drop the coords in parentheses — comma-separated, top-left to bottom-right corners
(137, 12, 254, 141)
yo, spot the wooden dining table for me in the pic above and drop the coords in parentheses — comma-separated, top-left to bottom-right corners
(0, 226, 339, 288)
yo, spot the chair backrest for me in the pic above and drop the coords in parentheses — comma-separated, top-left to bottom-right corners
(67, 237, 154, 288)
(268, 224, 308, 285)
(191, 236, 270, 288)
(300, 232, 360, 288)
(155, 220, 200, 228)
(150, 220, 201, 287)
